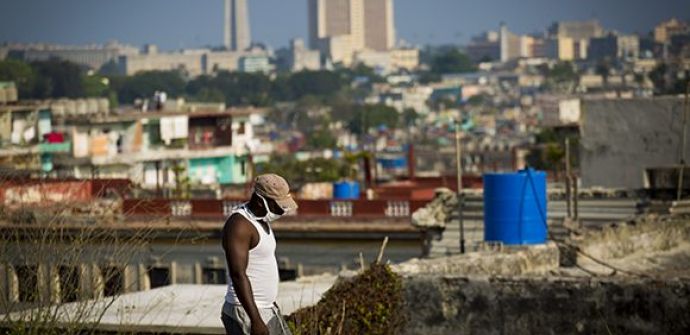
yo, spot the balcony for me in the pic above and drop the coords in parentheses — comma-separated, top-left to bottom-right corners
(38, 141, 71, 153)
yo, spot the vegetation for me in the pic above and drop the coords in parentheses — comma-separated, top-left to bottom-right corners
(402, 108, 419, 127)
(0, 59, 363, 107)
(526, 128, 580, 179)
(542, 61, 578, 84)
(110, 70, 186, 104)
(429, 48, 476, 75)
(649, 63, 690, 95)
(341, 104, 399, 135)
(287, 263, 406, 335)
(0, 59, 92, 100)
(0, 189, 156, 334)
(257, 156, 349, 186)
(306, 127, 338, 150)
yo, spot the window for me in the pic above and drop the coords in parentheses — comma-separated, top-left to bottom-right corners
(148, 267, 170, 289)
(102, 266, 124, 297)
(202, 268, 227, 284)
(238, 122, 246, 135)
(15, 265, 38, 303)
(58, 266, 80, 303)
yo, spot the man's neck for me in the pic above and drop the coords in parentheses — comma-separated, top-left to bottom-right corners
(246, 201, 266, 221)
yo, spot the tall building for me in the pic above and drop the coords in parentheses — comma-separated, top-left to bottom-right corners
(308, 0, 394, 61)
(364, 0, 395, 51)
(466, 31, 500, 62)
(548, 20, 604, 41)
(499, 23, 532, 62)
(654, 18, 689, 44)
(588, 34, 640, 61)
(546, 20, 603, 60)
(308, 0, 364, 50)
(224, 0, 251, 51)
(546, 37, 575, 61)
(349, 0, 365, 51)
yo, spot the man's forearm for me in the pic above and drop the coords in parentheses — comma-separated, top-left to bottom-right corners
(230, 273, 264, 324)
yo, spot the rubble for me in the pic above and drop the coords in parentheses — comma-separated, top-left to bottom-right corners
(410, 188, 457, 229)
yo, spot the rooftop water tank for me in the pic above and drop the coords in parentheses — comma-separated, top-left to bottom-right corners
(483, 168, 547, 245)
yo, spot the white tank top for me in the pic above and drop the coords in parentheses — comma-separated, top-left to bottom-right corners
(225, 204, 279, 309)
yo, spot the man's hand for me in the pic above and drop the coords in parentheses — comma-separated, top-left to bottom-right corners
(250, 320, 269, 335)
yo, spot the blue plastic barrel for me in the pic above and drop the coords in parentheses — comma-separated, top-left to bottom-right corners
(483, 168, 547, 245)
(333, 181, 360, 200)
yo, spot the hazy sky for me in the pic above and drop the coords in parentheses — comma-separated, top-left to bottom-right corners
(0, 0, 688, 50)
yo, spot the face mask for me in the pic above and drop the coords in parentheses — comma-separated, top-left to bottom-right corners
(256, 194, 285, 222)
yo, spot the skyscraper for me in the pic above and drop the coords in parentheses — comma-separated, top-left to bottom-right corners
(308, 0, 396, 53)
(307, 0, 324, 50)
(224, 0, 251, 51)
(548, 20, 604, 41)
(308, 0, 364, 51)
(364, 0, 395, 51)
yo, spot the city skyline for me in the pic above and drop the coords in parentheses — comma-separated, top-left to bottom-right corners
(0, 0, 688, 50)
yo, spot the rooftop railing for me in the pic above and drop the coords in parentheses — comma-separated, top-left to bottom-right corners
(122, 198, 428, 220)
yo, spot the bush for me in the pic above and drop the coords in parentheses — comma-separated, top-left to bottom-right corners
(287, 263, 406, 335)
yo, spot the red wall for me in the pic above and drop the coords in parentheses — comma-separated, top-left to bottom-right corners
(2, 181, 92, 206)
(121, 198, 431, 219)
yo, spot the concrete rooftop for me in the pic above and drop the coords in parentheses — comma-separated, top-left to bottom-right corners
(3, 274, 336, 334)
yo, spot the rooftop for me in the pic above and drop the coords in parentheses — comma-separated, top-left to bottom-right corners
(2, 275, 336, 334)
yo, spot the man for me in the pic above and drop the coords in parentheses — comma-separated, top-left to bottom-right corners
(221, 174, 297, 335)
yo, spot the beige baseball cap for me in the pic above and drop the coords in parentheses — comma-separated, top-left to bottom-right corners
(253, 174, 298, 212)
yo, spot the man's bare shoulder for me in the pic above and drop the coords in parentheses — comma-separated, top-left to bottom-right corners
(223, 213, 253, 234)
(222, 213, 255, 251)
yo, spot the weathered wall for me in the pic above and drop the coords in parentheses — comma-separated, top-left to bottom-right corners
(394, 243, 559, 277)
(402, 275, 690, 335)
(576, 216, 690, 262)
(580, 97, 688, 189)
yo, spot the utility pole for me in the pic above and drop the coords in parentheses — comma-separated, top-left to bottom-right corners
(678, 82, 690, 201)
(455, 118, 465, 254)
(565, 138, 571, 218)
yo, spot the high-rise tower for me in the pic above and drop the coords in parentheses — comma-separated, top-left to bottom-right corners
(224, 0, 251, 51)
(308, 0, 394, 52)
(363, 0, 395, 51)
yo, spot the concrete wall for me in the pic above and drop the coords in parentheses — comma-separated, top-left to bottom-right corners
(402, 275, 690, 335)
(580, 97, 689, 189)
(576, 217, 690, 262)
(394, 243, 559, 277)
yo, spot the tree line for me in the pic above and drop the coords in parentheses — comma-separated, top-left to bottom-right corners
(0, 58, 360, 107)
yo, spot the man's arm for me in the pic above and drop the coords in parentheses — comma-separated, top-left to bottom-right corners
(223, 215, 268, 334)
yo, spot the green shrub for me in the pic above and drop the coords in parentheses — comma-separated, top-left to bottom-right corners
(287, 263, 406, 335)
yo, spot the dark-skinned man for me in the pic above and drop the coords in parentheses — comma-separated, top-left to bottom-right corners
(221, 174, 297, 335)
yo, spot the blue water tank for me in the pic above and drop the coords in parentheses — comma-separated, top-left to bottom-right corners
(333, 181, 360, 200)
(483, 169, 547, 245)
